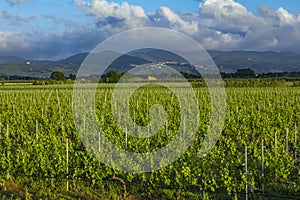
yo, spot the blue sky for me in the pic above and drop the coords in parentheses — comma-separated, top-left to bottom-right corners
(105, 0, 300, 14)
(2, 0, 299, 17)
(0, 0, 300, 59)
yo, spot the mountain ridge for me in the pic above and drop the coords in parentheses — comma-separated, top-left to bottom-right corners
(0, 50, 299, 78)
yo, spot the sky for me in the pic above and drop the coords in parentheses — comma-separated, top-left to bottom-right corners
(0, 0, 300, 60)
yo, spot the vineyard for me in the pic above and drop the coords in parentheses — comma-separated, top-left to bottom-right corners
(0, 83, 299, 199)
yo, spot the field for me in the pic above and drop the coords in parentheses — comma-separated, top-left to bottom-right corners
(0, 83, 299, 199)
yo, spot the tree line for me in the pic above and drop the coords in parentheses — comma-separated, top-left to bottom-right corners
(3, 68, 300, 88)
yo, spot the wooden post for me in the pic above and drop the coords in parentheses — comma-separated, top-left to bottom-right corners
(36, 120, 38, 141)
(83, 115, 86, 138)
(183, 117, 185, 142)
(261, 138, 264, 194)
(0, 115, 2, 137)
(133, 109, 136, 135)
(6, 124, 9, 138)
(147, 124, 150, 145)
(286, 128, 289, 153)
(21, 110, 24, 124)
(98, 131, 101, 152)
(125, 127, 128, 148)
(275, 132, 277, 151)
(165, 121, 168, 140)
(245, 145, 248, 200)
(275, 132, 277, 182)
(66, 138, 69, 192)
(295, 122, 297, 161)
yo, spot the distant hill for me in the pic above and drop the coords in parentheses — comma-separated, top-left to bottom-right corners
(0, 50, 299, 78)
(129, 49, 187, 63)
(0, 56, 25, 64)
(107, 52, 151, 72)
(57, 53, 89, 70)
(210, 51, 300, 73)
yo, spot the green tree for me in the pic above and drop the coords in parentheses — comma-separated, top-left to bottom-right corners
(103, 70, 121, 83)
(69, 73, 76, 80)
(235, 68, 255, 78)
(50, 71, 65, 81)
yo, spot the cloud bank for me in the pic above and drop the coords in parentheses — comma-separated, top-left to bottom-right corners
(0, 0, 299, 59)
(73, 0, 300, 53)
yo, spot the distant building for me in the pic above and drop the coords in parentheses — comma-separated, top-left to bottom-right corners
(148, 75, 157, 81)
(26, 61, 31, 65)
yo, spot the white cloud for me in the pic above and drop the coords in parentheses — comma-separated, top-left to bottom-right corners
(72, 0, 300, 53)
(199, 0, 261, 34)
(196, 0, 300, 52)
(6, 0, 25, 6)
(0, 10, 35, 25)
(73, 0, 148, 31)
(0, 28, 108, 60)
(0, 32, 31, 53)
(200, 0, 248, 17)
(73, 0, 199, 35)
(1, 0, 300, 59)
(155, 6, 199, 34)
(277, 7, 295, 23)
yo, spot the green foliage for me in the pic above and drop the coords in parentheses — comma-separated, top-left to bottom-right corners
(235, 68, 255, 77)
(101, 70, 122, 83)
(68, 74, 76, 80)
(0, 84, 299, 199)
(32, 80, 74, 85)
(50, 71, 65, 81)
(224, 78, 287, 87)
(191, 78, 289, 88)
